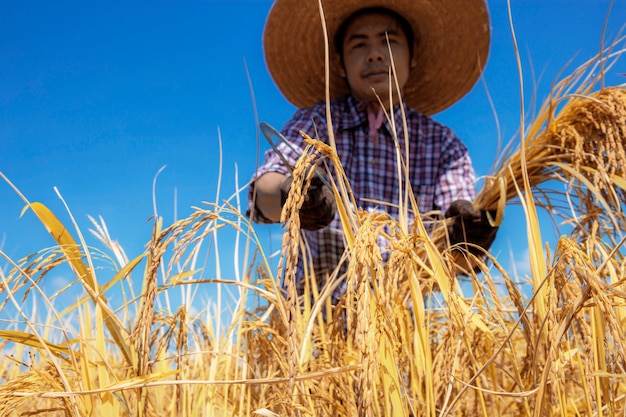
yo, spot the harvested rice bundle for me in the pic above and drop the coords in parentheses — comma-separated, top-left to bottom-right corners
(475, 86, 626, 214)
(425, 86, 625, 277)
(382, 85, 626, 281)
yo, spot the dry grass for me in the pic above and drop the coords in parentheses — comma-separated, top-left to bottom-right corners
(1, 24, 626, 417)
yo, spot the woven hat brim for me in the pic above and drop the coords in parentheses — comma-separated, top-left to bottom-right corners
(264, 0, 490, 115)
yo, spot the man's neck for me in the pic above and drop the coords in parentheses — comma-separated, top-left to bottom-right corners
(364, 99, 397, 114)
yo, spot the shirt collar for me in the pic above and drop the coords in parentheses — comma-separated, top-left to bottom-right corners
(333, 95, 414, 132)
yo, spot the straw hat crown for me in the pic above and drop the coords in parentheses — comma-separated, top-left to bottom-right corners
(264, 0, 491, 115)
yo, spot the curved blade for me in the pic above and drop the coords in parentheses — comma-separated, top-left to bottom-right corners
(259, 121, 331, 188)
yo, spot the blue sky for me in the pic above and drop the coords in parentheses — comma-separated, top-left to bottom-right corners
(1, 1, 625, 311)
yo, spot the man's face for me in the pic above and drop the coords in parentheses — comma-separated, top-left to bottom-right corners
(338, 12, 416, 106)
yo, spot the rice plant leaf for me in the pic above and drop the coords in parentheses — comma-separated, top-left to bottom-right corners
(0, 330, 69, 355)
(609, 173, 626, 190)
(77, 304, 95, 414)
(108, 253, 146, 288)
(521, 185, 549, 323)
(95, 305, 113, 410)
(378, 329, 407, 415)
(169, 268, 201, 284)
(24, 202, 97, 291)
(24, 202, 133, 366)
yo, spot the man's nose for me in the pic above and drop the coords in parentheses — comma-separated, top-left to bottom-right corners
(367, 46, 386, 63)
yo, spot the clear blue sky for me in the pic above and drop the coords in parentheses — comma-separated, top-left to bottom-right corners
(1, 1, 625, 309)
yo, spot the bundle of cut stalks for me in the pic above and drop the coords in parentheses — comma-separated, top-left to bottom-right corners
(472, 84, 626, 248)
(475, 86, 626, 212)
(469, 41, 626, 247)
(303, 81, 626, 283)
(421, 80, 626, 276)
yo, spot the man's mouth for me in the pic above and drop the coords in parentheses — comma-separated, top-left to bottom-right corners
(363, 67, 390, 79)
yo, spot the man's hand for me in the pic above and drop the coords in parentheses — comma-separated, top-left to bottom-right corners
(280, 175, 336, 231)
(444, 199, 498, 253)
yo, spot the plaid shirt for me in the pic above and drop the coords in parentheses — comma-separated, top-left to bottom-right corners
(249, 95, 475, 294)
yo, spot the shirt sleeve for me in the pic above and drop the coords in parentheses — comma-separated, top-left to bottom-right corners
(434, 128, 476, 212)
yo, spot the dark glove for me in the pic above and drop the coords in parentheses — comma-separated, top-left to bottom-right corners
(280, 175, 336, 231)
(445, 199, 498, 254)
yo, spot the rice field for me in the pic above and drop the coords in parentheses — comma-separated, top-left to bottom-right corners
(1, 18, 626, 417)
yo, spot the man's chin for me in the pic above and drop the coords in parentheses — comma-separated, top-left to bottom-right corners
(365, 89, 393, 105)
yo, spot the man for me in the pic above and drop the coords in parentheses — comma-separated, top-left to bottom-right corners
(248, 0, 498, 297)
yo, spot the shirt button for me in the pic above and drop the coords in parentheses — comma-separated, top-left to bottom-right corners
(370, 158, 377, 165)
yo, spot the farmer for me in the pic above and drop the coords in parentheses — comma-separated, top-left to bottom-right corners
(248, 0, 498, 297)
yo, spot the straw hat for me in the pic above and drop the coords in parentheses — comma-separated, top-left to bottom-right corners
(263, 0, 490, 115)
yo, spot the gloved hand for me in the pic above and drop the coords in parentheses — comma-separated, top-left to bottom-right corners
(280, 175, 336, 231)
(445, 199, 498, 254)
